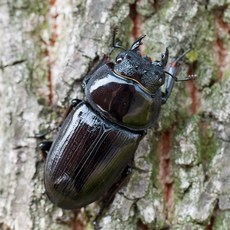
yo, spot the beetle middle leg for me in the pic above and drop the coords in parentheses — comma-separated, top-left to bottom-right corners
(36, 98, 82, 159)
(61, 98, 82, 120)
(38, 141, 53, 159)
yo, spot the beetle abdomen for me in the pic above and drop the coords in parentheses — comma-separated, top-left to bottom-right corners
(45, 103, 143, 209)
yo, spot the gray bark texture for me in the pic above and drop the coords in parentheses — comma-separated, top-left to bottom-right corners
(1, 0, 230, 229)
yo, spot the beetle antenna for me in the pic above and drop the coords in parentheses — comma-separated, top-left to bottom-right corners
(164, 71, 197, 82)
(130, 35, 146, 50)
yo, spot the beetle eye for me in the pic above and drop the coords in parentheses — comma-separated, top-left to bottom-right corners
(116, 57, 123, 64)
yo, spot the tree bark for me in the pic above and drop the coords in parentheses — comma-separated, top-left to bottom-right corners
(1, 0, 230, 229)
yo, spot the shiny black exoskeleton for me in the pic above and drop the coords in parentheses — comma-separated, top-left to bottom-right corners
(40, 32, 194, 209)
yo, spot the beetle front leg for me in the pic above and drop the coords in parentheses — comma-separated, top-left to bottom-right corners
(161, 47, 195, 104)
(161, 62, 177, 104)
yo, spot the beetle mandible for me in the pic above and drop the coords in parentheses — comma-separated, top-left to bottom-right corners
(39, 31, 195, 209)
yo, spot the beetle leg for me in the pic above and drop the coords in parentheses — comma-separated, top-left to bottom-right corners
(71, 98, 81, 107)
(93, 164, 133, 227)
(103, 164, 133, 204)
(83, 29, 127, 88)
(38, 141, 53, 159)
(34, 99, 81, 139)
(111, 28, 125, 51)
(36, 99, 81, 159)
(161, 47, 194, 104)
(82, 55, 110, 87)
(33, 128, 56, 139)
(61, 98, 82, 122)
(160, 47, 169, 67)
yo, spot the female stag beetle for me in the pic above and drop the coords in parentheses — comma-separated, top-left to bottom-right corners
(39, 31, 195, 209)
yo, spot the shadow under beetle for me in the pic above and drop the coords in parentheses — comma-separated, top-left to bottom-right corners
(40, 31, 195, 209)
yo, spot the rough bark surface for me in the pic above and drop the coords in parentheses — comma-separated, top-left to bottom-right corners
(0, 0, 230, 229)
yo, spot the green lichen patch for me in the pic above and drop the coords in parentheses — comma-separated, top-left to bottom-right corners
(148, 137, 160, 186)
(198, 120, 220, 171)
(213, 210, 230, 230)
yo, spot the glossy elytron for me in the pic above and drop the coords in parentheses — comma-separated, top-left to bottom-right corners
(41, 32, 194, 209)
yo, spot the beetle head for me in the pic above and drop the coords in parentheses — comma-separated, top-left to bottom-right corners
(113, 36, 168, 94)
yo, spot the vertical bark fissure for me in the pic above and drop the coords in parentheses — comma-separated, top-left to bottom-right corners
(158, 130, 174, 222)
(44, 0, 59, 105)
(129, 0, 142, 40)
(214, 5, 230, 79)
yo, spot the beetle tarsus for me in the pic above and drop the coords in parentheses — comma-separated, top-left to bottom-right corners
(175, 74, 197, 81)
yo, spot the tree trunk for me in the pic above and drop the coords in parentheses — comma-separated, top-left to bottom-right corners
(1, 0, 230, 229)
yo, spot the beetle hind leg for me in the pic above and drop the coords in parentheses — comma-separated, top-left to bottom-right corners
(93, 164, 133, 228)
(102, 164, 133, 205)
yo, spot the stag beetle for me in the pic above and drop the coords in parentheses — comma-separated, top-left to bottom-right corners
(39, 31, 195, 209)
